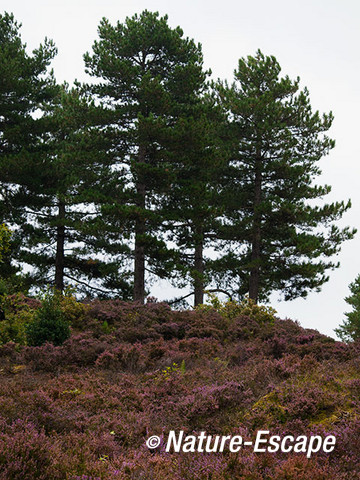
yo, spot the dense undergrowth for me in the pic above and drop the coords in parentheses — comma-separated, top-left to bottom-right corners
(0, 295, 359, 479)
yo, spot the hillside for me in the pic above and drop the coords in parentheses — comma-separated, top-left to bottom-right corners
(0, 297, 359, 479)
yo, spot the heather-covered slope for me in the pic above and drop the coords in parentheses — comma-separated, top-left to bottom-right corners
(0, 300, 359, 479)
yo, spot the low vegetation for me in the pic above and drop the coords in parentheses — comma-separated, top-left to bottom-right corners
(0, 294, 359, 479)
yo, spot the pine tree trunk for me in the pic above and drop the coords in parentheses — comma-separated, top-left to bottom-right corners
(249, 154, 262, 304)
(194, 226, 204, 306)
(134, 144, 146, 303)
(55, 200, 65, 292)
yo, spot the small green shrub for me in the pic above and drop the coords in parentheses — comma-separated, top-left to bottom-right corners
(25, 290, 71, 347)
(0, 294, 37, 345)
(198, 293, 276, 325)
(59, 287, 89, 330)
(0, 308, 34, 345)
(0, 223, 11, 263)
(101, 320, 112, 334)
(335, 274, 360, 342)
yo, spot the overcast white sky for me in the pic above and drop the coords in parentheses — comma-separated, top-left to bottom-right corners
(2, 0, 360, 338)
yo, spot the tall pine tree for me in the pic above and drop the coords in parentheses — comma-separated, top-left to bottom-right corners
(215, 50, 356, 303)
(5, 85, 129, 295)
(0, 11, 57, 206)
(83, 10, 208, 303)
(162, 95, 228, 306)
(0, 12, 57, 291)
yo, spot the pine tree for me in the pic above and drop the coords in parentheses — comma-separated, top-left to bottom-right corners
(335, 275, 360, 342)
(0, 12, 57, 172)
(162, 95, 228, 306)
(215, 50, 356, 303)
(0, 12, 57, 291)
(83, 10, 208, 303)
(6, 85, 130, 296)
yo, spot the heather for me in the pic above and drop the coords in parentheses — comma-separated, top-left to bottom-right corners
(0, 298, 360, 479)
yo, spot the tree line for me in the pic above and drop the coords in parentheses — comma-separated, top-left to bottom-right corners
(0, 10, 356, 305)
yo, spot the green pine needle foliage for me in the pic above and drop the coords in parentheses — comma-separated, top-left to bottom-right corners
(335, 275, 360, 342)
(25, 289, 71, 347)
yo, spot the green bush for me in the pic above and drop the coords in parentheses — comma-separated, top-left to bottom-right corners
(335, 274, 360, 342)
(198, 293, 276, 325)
(0, 307, 34, 345)
(0, 223, 11, 263)
(25, 290, 71, 347)
(59, 286, 89, 330)
(0, 294, 37, 345)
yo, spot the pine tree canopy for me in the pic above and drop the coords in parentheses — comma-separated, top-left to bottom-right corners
(213, 50, 356, 303)
(0, 13, 356, 305)
(335, 275, 360, 342)
(83, 10, 209, 302)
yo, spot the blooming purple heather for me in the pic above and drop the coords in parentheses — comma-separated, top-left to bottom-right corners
(0, 298, 359, 478)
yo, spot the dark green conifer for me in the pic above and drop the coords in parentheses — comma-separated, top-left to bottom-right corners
(215, 50, 356, 303)
(83, 10, 208, 302)
(335, 275, 360, 342)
